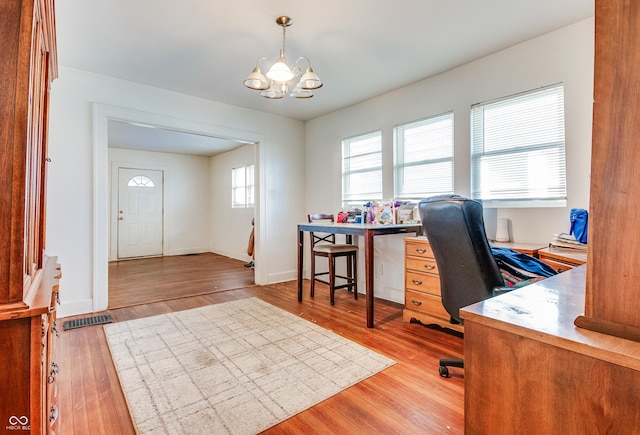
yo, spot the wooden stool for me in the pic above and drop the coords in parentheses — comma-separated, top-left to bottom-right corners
(308, 214, 358, 305)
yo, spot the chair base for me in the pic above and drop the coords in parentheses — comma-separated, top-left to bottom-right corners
(311, 274, 358, 304)
(439, 357, 464, 378)
(310, 251, 358, 305)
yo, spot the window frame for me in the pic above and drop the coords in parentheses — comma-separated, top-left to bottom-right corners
(341, 130, 383, 207)
(393, 111, 455, 201)
(470, 83, 567, 208)
(231, 164, 255, 208)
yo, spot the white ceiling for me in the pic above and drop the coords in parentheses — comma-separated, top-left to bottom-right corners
(108, 120, 252, 157)
(55, 0, 594, 155)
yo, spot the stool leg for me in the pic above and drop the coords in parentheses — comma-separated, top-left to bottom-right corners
(329, 254, 336, 305)
(310, 252, 316, 298)
(346, 252, 353, 291)
(352, 253, 358, 300)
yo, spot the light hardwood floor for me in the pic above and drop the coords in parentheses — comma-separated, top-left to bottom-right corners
(108, 252, 256, 309)
(58, 255, 464, 434)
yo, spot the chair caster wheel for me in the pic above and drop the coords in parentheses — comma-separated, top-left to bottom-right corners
(439, 366, 449, 378)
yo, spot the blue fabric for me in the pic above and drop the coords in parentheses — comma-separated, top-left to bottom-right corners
(491, 247, 557, 278)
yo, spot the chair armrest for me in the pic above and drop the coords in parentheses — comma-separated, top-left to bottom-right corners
(492, 286, 516, 297)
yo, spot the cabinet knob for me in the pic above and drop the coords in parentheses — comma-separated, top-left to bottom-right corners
(411, 299, 422, 306)
(416, 248, 427, 254)
(412, 279, 422, 285)
(424, 264, 435, 270)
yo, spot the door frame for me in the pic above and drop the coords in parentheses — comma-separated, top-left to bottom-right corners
(110, 164, 166, 261)
(93, 103, 266, 312)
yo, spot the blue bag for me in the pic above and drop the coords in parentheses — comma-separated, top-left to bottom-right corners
(569, 208, 588, 244)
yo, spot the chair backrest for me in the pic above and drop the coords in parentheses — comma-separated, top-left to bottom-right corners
(418, 195, 504, 324)
(307, 214, 336, 246)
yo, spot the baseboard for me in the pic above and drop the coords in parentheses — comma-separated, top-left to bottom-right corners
(57, 298, 95, 318)
(267, 270, 297, 284)
(164, 247, 210, 257)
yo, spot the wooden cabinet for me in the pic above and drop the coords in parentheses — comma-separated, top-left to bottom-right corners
(402, 237, 463, 333)
(0, 0, 59, 433)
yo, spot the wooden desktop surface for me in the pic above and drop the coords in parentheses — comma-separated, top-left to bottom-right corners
(462, 266, 640, 368)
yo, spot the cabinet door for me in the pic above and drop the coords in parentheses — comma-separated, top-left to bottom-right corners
(24, 3, 50, 289)
(0, 318, 32, 429)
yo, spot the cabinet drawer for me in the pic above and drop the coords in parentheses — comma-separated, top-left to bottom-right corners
(405, 239, 434, 259)
(405, 290, 450, 319)
(406, 256, 438, 275)
(405, 271, 441, 295)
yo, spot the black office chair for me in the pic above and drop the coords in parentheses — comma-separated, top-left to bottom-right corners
(418, 194, 554, 377)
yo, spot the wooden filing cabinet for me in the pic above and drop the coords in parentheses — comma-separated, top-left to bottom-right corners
(402, 237, 463, 333)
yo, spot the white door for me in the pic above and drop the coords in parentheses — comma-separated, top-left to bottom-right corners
(117, 168, 164, 259)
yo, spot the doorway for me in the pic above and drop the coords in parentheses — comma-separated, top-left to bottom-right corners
(117, 167, 164, 259)
(93, 103, 265, 313)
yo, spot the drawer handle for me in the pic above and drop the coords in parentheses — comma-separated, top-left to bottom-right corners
(415, 248, 427, 254)
(424, 264, 435, 270)
(411, 299, 422, 306)
(412, 279, 422, 285)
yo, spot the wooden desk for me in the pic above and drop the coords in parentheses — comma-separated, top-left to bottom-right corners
(538, 246, 587, 272)
(490, 241, 547, 257)
(297, 222, 422, 328)
(461, 266, 640, 432)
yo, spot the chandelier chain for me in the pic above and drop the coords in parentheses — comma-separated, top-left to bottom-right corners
(281, 25, 287, 55)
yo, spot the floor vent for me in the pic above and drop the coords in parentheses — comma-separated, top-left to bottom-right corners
(63, 314, 113, 331)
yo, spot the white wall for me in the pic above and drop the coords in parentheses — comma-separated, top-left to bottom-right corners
(210, 144, 256, 263)
(108, 148, 212, 259)
(304, 19, 595, 303)
(48, 67, 305, 317)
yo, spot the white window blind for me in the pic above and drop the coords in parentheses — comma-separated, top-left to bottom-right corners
(471, 84, 567, 207)
(232, 164, 254, 208)
(394, 112, 454, 200)
(342, 131, 383, 203)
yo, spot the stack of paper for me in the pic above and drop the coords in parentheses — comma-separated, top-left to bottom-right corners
(550, 233, 587, 251)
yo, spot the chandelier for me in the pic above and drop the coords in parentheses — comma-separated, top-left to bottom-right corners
(243, 16, 323, 99)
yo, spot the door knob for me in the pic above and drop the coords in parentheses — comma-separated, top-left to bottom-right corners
(118, 217, 124, 220)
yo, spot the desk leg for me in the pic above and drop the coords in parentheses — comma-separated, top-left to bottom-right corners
(365, 229, 375, 328)
(298, 228, 304, 302)
(346, 234, 353, 289)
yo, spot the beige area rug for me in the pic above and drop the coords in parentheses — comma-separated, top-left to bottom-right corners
(104, 297, 395, 434)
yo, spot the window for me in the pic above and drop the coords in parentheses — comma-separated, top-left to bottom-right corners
(394, 112, 454, 200)
(232, 164, 254, 208)
(127, 175, 155, 187)
(471, 84, 567, 207)
(342, 131, 383, 204)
